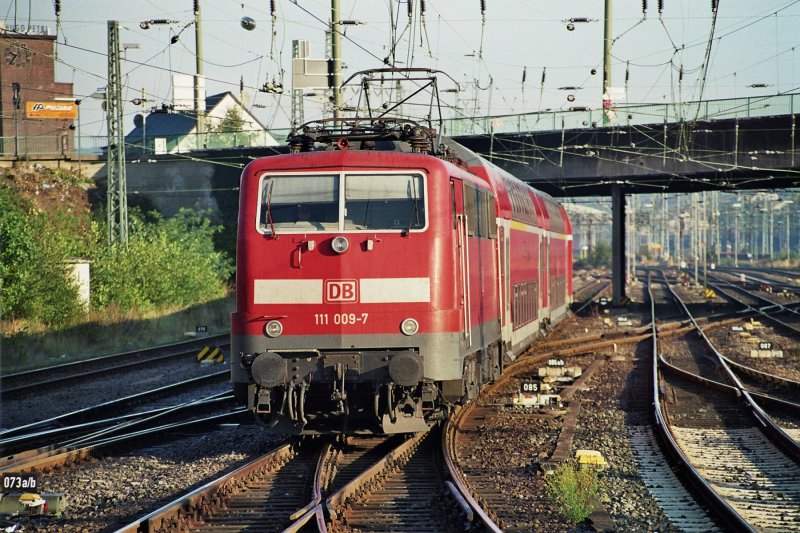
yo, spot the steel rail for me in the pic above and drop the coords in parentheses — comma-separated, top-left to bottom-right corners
(1, 393, 231, 458)
(1, 333, 227, 390)
(442, 408, 503, 533)
(647, 271, 756, 532)
(1, 370, 229, 440)
(1, 409, 248, 474)
(113, 440, 295, 533)
(571, 279, 611, 315)
(722, 354, 800, 391)
(1, 394, 234, 470)
(1, 339, 230, 400)
(663, 271, 800, 460)
(705, 273, 800, 318)
(280, 441, 334, 533)
(325, 428, 430, 522)
(713, 266, 800, 292)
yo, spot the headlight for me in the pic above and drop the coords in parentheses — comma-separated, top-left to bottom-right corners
(400, 318, 419, 336)
(264, 320, 283, 338)
(331, 236, 349, 254)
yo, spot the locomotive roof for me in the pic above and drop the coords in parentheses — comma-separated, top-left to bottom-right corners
(251, 116, 570, 234)
(243, 147, 490, 189)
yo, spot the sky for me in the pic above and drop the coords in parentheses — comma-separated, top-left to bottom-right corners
(7, 0, 800, 136)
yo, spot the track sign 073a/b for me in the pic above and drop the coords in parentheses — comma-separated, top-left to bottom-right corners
(2, 473, 38, 493)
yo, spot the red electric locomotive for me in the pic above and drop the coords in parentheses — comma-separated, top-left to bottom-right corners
(231, 72, 572, 435)
(231, 124, 572, 434)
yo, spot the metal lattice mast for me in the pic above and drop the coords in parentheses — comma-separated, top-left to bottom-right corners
(324, 28, 333, 118)
(291, 40, 305, 128)
(106, 20, 128, 246)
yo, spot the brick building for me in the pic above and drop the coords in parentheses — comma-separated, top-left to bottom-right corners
(0, 27, 74, 158)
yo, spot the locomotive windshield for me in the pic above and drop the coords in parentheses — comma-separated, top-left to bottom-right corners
(259, 173, 426, 233)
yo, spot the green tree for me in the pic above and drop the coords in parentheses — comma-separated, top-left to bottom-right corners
(213, 107, 246, 132)
(0, 186, 83, 326)
(589, 241, 612, 267)
(209, 106, 256, 148)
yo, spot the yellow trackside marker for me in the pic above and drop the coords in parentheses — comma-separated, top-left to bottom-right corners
(196, 346, 209, 362)
(197, 346, 224, 363)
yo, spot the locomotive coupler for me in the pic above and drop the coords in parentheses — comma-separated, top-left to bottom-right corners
(331, 363, 349, 415)
(255, 387, 271, 414)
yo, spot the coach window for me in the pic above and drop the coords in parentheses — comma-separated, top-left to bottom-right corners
(486, 193, 497, 238)
(344, 173, 426, 231)
(464, 186, 478, 236)
(259, 175, 339, 232)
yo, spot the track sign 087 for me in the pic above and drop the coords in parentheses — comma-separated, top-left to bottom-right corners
(758, 342, 773, 350)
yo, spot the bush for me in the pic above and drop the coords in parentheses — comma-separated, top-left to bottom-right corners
(1, 174, 233, 329)
(545, 461, 602, 523)
(0, 186, 83, 327)
(90, 208, 233, 312)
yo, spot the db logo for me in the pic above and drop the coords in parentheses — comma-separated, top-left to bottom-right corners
(325, 280, 358, 303)
(32, 103, 44, 111)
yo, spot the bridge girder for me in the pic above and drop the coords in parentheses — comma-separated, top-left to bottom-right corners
(453, 114, 800, 197)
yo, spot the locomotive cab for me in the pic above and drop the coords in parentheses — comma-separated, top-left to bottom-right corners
(232, 148, 465, 434)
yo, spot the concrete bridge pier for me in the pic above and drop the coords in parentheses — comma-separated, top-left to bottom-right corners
(611, 184, 627, 305)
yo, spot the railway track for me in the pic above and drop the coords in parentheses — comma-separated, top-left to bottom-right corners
(571, 276, 611, 315)
(327, 428, 465, 532)
(705, 274, 800, 333)
(1, 334, 229, 399)
(627, 425, 721, 532)
(650, 270, 800, 531)
(1, 369, 229, 443)
(713, 266, 800, 294)
(116, 428, 478, 532)
(440, 327, 659, 531)
(0, 407, 248, 475)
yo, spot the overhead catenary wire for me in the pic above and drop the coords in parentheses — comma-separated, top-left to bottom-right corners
(691, 0, 720, 119)
(13, 1, 800, 137)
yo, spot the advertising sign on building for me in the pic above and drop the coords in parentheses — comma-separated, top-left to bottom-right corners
(25, 101, 77, 119)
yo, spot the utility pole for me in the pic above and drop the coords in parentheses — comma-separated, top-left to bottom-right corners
(786, 201, 794, 264)
(602, 0, 612, 124)
(330, 0, 343, 120)
(12, 82, 20, 159)
(194, 0, 205, 144)
(693, 194, 699, 284)
(702, 191, 707, 286)
(106, 20, 128, 246)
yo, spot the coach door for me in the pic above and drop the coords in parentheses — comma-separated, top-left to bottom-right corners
(451, 179, 471, 348)
(541, 236, 549, 313)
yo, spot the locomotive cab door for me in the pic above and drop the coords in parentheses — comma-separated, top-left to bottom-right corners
(450, 179, 470, 349)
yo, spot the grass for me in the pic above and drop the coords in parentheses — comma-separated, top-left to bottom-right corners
(1, 293, 235, 374)
(545, 460, 603, 524)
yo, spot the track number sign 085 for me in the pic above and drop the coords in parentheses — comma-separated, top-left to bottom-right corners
(520, 382, 539, 393)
